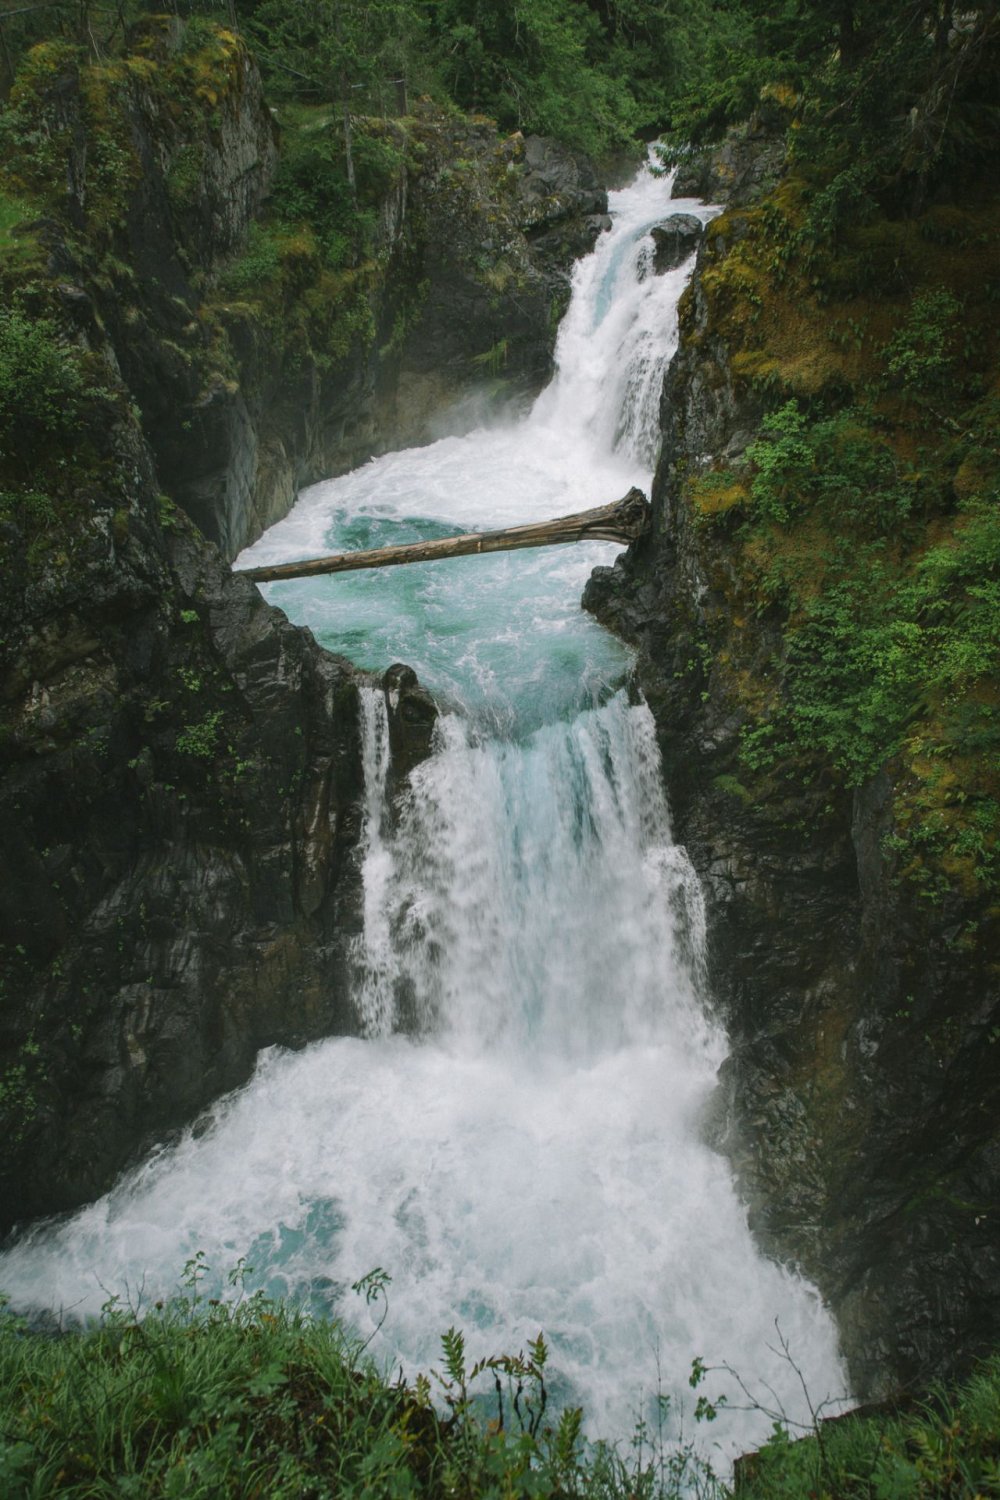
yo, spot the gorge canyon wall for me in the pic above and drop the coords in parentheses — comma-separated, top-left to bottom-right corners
(0, 19, 602, 1231)
(587, 132, 1000, 1399)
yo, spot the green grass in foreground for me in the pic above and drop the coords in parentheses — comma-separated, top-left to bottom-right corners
(3, 1264, 1000, 1498)
(734, 1361, 1000, 1498)
(0, 1264, 720, 1500)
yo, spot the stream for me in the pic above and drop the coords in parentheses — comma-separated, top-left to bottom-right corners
(0, 156, 848, 1465)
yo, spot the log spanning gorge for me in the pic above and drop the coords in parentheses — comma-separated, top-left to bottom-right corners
(236, 491, 652, 583)
(0, 158, 849, 1460)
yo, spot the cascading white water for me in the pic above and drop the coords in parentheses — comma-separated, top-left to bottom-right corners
(354, 689, 397, 1038)
(361, 688, 708, 1055)
(0, 156, 848, 1464)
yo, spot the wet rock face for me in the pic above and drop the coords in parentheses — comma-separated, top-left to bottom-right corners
(586, 193, 1000, 1400)
(672, 118, 787, 207)
(650, 214, 703, 272)
(517, 134, 607, 216)
(383, 664, 438, 793)
(385, 121, 609, 453)
(0, 441, 362, 1230)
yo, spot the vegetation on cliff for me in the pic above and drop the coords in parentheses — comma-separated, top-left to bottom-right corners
(668, 0, 1000, 918)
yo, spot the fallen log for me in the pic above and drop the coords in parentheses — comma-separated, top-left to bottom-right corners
(237, 487, 650, 583)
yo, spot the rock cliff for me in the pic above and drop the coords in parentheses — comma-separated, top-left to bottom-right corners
(0, 21, 596, 1233)
(587, 153, 1000, 1398)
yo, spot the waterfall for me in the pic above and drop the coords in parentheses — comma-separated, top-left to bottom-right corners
(532, 167, 694, 466)
(353, 687, 396, 1039)
(358, 691, 709, 1058)
(0, 154, 848, 1463)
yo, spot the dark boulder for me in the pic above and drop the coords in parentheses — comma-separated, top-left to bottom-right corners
(650, 214, 703, 272)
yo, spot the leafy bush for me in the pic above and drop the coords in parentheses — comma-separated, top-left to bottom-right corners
(0, 310, 89, 452)
(175, 709, 224, 760)
(745, 400, 814, 523)
(884, 287, 962, 395)
(746, 401, 921, 536)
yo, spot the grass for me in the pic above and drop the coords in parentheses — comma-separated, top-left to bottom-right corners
(734, 1360, 1000, 1497)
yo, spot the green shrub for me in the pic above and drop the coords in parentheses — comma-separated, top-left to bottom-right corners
(175, 709, 224, 759)
(746, 401, 919, 534)
(0, 311, 89, 452)
(218, 222, 283, 296)
(885, 287, 962, 395)
(0, 189, 33, 257)
(745, 400, 814, 523)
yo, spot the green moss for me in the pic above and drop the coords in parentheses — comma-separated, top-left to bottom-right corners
(687, 468, 750, 521)
(165, 142, 205, 213)
(0, 41, 80, 210)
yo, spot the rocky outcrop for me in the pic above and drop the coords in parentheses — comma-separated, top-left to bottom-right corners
(672, 114, 788, 207)
(585, 174, 1000, 1399)
(1, 413, 343, 1227)
(650, 214, 703, 272)
(377, 121, 609, 460)
(514, 133, 611, 265)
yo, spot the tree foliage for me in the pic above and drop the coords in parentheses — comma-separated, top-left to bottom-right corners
(666, 0, 1000, 213)
(0, 0, 727, 159)
(0, 311, 89, 454)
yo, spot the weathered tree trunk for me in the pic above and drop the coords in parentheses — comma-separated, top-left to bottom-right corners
(237, 488, 650, 584)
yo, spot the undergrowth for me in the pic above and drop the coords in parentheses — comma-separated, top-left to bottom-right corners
(5, 1261, 1000, 1498)
(0, 1261, 722, 1499)
(735, 1359, 1000, 1498)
